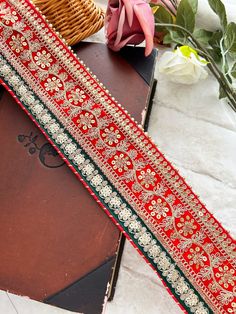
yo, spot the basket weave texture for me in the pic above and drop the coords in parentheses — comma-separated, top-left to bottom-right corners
(33, 0, 105, 46)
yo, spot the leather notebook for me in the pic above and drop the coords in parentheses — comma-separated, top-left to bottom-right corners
(0, 42, 157, 314)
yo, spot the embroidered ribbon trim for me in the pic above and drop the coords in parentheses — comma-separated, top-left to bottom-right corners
(0, 1, 235, 313)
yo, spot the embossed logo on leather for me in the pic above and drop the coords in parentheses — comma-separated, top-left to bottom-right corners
(17, 131, 65, 168)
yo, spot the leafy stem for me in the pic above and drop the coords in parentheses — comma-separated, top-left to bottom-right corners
(219, 38, 236, 85)
(155, 22, 236, 111)
(220, 38, 227, 73)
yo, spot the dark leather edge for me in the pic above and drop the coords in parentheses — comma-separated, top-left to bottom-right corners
(45, 256, 116, 314)
(0, 85, 4, 100)
(144, 79, 157, 131)
(107, 233, 126, 301)
(120, 47, 157, 85)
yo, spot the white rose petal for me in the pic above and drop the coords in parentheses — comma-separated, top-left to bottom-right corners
(159, 48, 208, 85)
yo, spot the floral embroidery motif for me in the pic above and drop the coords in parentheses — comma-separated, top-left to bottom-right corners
(138, 168, 157, 189)
(148, 198, 169, 219)
(0, 3, 18, 24)
(68, 88, 86, 105)
(118, 208, 132, 221)
(101, 126, 121, 145)
(9, 34, 27, 53)
(44, 76, 62, 92)
(177, 215, 197, 236)
(111, 153, 131, 172)
(138, 232, 152, 246)
(33, 50, 53, 69)
(187, 246, 208, 269)
(215, 266, 236, 289)
(77, 112, 96, 130)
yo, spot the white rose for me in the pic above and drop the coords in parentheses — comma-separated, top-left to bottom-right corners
(159, 46, 208, 85)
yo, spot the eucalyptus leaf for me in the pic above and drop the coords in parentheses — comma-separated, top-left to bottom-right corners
(209, 30, 223, 53)
(163, 33, 172, 44)
(224, 60, 232, 83)
(208, 0, 227, 30)
(188, 0, 198, 14)
(206, 48, 222, 63)
(193, 29, 213, 46)
(154, 5, 173, 32)
(224, 22, 236, 54)
(229, 51, 236, 59)
(224, 58, 230, 74)
(176, 0, 195, 33)
(163, 30, 187, 45)
(231, 63, 236, 79)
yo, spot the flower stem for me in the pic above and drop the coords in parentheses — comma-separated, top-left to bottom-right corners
(155, 22, 236, 111)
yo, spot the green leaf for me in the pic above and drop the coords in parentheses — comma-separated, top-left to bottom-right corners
(176, 0, 196, 33)
(163, 30, 187, 45)
(224, 22, 236, 54)
(209, 30, 223, 52)
(193, 28, 213, 46)
(206, 48, 222, 63)
(162, 33, 172, 44)
(208, 0, 227, 30)
(229, 51, 236, 59)
(154, 5, 174, 31)
(219, 86, 227, 99)
(188, 0, 198, 14)
(231, 63, 236, 79)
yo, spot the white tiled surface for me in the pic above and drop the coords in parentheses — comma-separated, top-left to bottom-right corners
(1, 0, 235, 313)
(0, 290, 77, 314)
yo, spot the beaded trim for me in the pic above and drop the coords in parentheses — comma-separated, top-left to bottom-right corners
(0, 55, 211, 314)
(0, 1, 235, 313)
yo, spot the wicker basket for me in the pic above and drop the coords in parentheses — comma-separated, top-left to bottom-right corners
(33, 0, 105, 46)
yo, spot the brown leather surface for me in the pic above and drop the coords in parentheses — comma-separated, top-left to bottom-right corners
(74, 42, 151, 122)
(0, 43, 152, 303)
(0, 92, 120, 300)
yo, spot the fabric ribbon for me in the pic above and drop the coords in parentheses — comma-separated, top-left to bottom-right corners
(0, 1, 235, 313)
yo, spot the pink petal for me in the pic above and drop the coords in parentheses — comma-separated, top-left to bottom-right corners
(105, 7, 119, 39)
(114, 5, 126, 46)
(122, 0, 134, 27)
(133, 3, 154, 56)
(109, 34, 137, 51)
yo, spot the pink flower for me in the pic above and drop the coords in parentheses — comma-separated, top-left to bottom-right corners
(105, 0, 155, 57)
